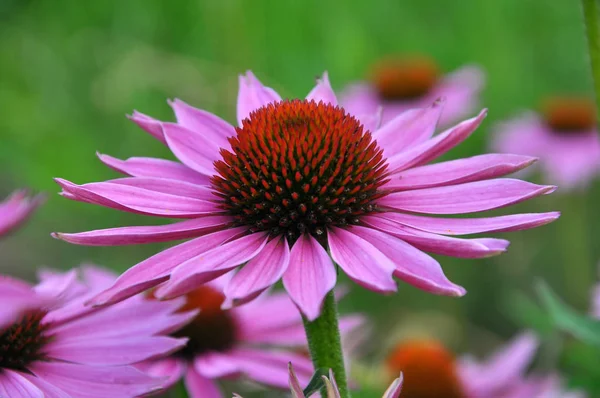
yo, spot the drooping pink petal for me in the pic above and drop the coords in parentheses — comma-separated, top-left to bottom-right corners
(387, 109, 487, 172)
(53, 216, 232, 246)
(306, 72, 338, 105)
(184, 369, 223, 398)
(387, 154, 537, 190)
(374, 99, 444, 157)
(169, 98, 235, 149)
(282, 233, 336, 321)
(88, 228, 245, 306)
(0, 277, 43, 328)
(135, 358, 186, 390)
(193, 352, 241, 378)
(362, 216, 509, 258)
(156, 232, 270, 299)
(377, 212, 560, 235)
(102, 177, 215, 200)
(357, 108, 383, 133)
(33, 269, 79, 301)
(327, 227, 397, 293)
(237, 71, 282, 126)
(19, 373, 71, 398)
(288, 363, 306, 398)
(348, 225, 465, 296)
(0, 191, 44, 237)
(383, 374, 404, 398)
(97, 154, 210, 186)
(162, 122, 223, 176)
(55, 178, 220, 218)
(127, 110, 166, 144)
(234, 292, 303, 340)
(433, 65, 485, 126)
(0, 369, 44, 398)
(29, 362, 161, 398)
(378, 179, 556, 214)
(226, 348, 314, 389)
(45, 336, 187, 366)
(225, 237, 290, 307)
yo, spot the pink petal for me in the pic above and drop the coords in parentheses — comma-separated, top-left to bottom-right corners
(29, 362, 161, 398)
(227, 348, 314, 388)
(363, 216, 509, 258)
(357, 108, 383, 133)
(162, 122, 221, 176)
(33, 269, 79, 300)
(387, 154, 537, 190)
(94, 177, 215, 200)
(327, 227, 397, 293)
(98, 154, 210, 185)
(288, 364, 306, 398)
(374, 99, 444, 157)
(237, 71, 282, 126)
(127, 110, 166, 144)
(156, 232, 270, 299)
(0, 277, 43, 328)
(283, 234, 337, 321)
(19, 373, 71, 398)
(135, 358, 186, 390)
(348, 225, 465, 296)
(193, 352, 241, 378)
(305, 72, 338, 105)
(55, 178, 219, 218)
(377, 212, 560, 235)
(45, 336, 187, 366)
(184, 369, 223, 398)
(169, 98, 234, 149)
(387, 109, 487, 172)
(53, 216, 232, 246)
(225, 237, 290, 306)
(339, 83, 380, 118)
(0, 191, 44, 237)
(88, 227, 245, 306)
(383, 375, 404, 398)
(434, 65, 485, 126)
(0, 369, 44, 398)
(378, 179, 556, 214)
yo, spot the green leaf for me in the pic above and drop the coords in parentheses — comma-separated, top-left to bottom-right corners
(303, 368, 329, 397)
(536, 280, 600, 347)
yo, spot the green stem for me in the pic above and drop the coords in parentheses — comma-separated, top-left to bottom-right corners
(303, 291, 349, 398)
(582, 0, 600, 122)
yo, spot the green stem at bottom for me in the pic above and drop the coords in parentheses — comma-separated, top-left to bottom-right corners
(302, 291, 349, 398)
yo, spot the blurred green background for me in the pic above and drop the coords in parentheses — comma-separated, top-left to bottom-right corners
(1, 0, 600, 396)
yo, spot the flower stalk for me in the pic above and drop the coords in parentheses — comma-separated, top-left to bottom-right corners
(302, 291, 349, 398)
(582, 0, 600, 125)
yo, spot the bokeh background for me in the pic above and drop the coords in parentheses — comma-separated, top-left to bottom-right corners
(1, 0, 600, 396)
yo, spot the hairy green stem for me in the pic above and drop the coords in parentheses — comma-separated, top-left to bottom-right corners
(302, 291, 349, 398)
(582, 0, 600, 122)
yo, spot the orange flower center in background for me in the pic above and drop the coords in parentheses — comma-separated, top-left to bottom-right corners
(371, 57, 439, 100)
(212, 99, 389, 244)
(172, 286, 238, 359)
(385, 339, 466, 398)
(0, 310, 50, 371)
(542, 96, 596, 133)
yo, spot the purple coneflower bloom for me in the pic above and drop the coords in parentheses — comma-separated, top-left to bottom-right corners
(0, 265, 190, 398)
(340, 56, 484, 127)
(386, 333, 583, 397)
(234, 364, 403, 398)
(0, 191, 43, 237)
(138, 276, 361, 398)
(55, 71, 557, 320)
(492, 96, 600, 191)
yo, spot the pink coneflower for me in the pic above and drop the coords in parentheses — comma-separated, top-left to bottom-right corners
(138, 278, 361, 397)
(384, 333, 582, 397)
(0, 265, 190, 398)
(492, 96, 600, 190)
(340, 56, 484, 127)
(234, 364, 403, 398)
(0, 191, 44, 237)
(54, 71, 557, 320)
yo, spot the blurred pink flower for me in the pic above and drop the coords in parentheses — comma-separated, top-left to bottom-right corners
(138, 276, 362, 398)
(385, 333, 583, 398)
(0, 190, 43, 237)
(492, 97, 600, 191)
(55, 71, 557, 319)
(0, 265, 189, 398)
(234, 364, 403, 398)
(340, 56, 484, 127)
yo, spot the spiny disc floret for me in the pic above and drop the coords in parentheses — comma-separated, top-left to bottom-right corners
(0, 311, 51, 371)
(212, 99, 389, 243)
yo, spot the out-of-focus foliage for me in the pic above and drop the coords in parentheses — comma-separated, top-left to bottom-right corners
(1, 0, 599, 397)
